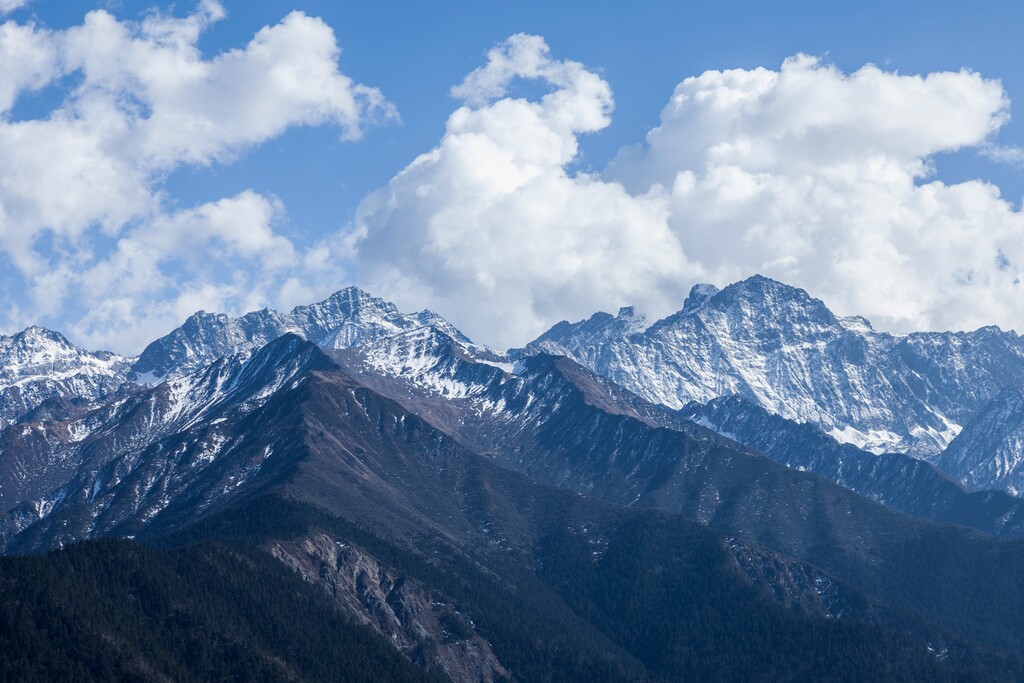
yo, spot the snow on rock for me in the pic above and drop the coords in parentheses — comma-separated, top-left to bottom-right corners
(522, 275, 1024, 457)
(934, 389, 1024, 495)
(0, 327, 131, 425)
(129, 287, 473, 383)
(0, 334, 330, 553)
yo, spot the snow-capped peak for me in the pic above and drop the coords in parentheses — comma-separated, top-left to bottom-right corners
(681, 283, 720, 313)
(130, 288, 474, 383)
(524, 274, 1024, 457)
(0, 327, 130, 426)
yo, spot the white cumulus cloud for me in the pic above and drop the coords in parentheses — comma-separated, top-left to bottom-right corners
(0, 1, 393, 351)
(352, 43, 1024, 347)
(610, 54, 1022, 334)
(351, 34, 694, 347)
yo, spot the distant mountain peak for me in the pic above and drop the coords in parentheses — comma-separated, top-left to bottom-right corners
(0, 326, 129, 426)
(527, 305, 648, 362)
(525, 274, 1024, 456)
(5, 325, 75, 348)
(131, 287, 473, 384)
(413, 310, 474, 345)
(293, 287, 404, 321)
(713, 274, 827, 311)
(15, 324, 62, 337)
(839, 315, 874, 333)
(616, 305, 639, 318)
(682, 283, 720, 312)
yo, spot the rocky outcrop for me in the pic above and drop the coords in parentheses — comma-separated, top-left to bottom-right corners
(270, 532, 510, 683)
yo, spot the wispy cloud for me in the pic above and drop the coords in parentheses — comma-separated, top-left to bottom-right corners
(981, 142, 1024, 166)
(0, 0, 30, 16)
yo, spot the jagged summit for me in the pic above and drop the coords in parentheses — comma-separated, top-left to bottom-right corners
(290, 286, 400, 325)
(718, 274, 832, 312)
(616, 305, 639, 318)
(5, 325, 69, 343)
(655, 275, 839, 336)
(526, 304, 648, 369)
(681, 283, 720, 312)
(1, 325, 123, 386)
(0, 325, 119, 363)
(0, 325, 130, 426)
(130, 287, 473, 384)
(526, 274, 1024, 456)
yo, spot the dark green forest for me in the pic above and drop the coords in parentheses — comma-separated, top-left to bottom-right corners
(2, 494, 1018, 682)
(0, 536, 443, 682)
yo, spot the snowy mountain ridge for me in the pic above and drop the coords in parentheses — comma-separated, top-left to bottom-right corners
(524, 275, 1024, 457)
(8, 276, 1024, 499)
(0, 334, 332, 552)
(0, 326, 131, 428)
(129, 287, 476, 384)
(933, 388, 1024, 495)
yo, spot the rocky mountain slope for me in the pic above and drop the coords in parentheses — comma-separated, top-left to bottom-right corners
(338, 326, 1024, 536)
(0, 327, 130, 427)
(335, 328, 1024, 660)
(129, 287, 474, 384)
(933, 388, 1024, 495)
(7, 282, 1024, 678)
(5, 336, 994, 681)
(681, 395, 1024, 535)
(0, 334, 331, 542)
(525, 275, 1024, 457)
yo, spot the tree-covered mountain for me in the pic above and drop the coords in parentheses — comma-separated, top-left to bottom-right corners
(680, 395, 1024, 536)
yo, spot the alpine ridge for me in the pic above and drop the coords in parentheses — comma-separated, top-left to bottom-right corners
(933, 388, 1024, 495)
(9, 332, 996, 681)
(525, 274, 1024, 457)
(129, 286, 472, 384)
(0, 334, 331, 550)
(681, 395, 1024, 536)
(0, 327, 129, 428)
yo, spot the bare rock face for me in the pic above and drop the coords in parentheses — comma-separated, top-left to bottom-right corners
(270, 532, 511, 683)
(723, 536, 875, 621)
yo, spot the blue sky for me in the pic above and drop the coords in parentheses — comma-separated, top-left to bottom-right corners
(30, 0, 1024, 225)
(3, 0, 1024, 351)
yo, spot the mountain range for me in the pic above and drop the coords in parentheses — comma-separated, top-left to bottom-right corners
(527, 276, 1024, 461)
(4, 276, 1024, 681)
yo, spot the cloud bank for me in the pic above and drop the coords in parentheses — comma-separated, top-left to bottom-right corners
(352, 34, 692, 346)
(351, 41, 1024, 347)
(611, 54, 1019, 335)
(0, 1, 392, 351)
